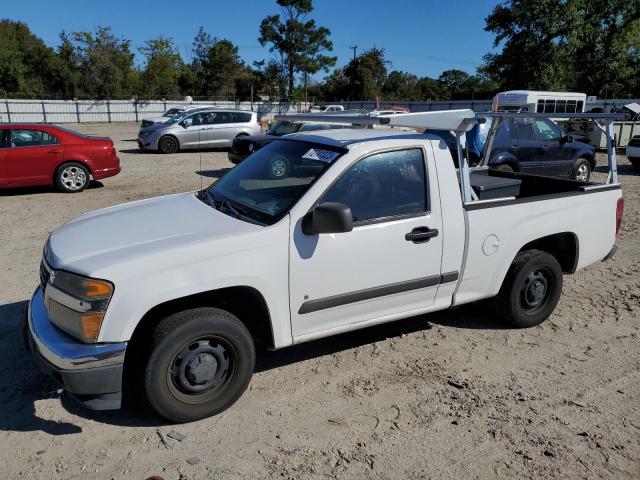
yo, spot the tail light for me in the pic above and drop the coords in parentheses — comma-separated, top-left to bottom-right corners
(615, 197, 624, 238)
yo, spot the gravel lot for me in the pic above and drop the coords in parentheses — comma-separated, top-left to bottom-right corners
(0, 122, 638, 479)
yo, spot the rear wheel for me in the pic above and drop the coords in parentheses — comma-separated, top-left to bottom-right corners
(55, 162, 90, 193)
(495, 249, 563, 328)
(144, 307, 255, 423)
(158, 135, 180, 154)
(573, 158, 591, 181)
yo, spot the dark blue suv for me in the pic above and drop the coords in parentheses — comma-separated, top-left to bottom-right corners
(430, 116, 596, 181)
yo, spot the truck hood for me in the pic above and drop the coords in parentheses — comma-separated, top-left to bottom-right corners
(47, 192, 261, 275)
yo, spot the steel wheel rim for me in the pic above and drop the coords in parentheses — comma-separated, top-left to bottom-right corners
(60, 166, 87, 190)
(576, 164, 589, 181)
(521, 268, 552, 313)
(167, 335, 237, 404)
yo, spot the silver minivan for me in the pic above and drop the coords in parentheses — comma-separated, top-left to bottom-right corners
(138, 108, 261, 154)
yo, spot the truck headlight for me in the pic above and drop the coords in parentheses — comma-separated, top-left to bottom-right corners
(45, 269, 114, 343)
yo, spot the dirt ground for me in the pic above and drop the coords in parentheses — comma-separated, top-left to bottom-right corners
(0, 122, 638, 480)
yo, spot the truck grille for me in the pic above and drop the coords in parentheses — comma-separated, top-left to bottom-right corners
(39, 259, 51, 291)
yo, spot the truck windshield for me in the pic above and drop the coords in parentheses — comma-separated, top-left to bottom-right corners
(203, 139, 345, 225)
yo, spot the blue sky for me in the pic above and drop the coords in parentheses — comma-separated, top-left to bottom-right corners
(3, 0, 500, 80)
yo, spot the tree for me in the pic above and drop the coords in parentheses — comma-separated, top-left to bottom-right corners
(253, 59, 287, 100)
(68, 27, 135, 98)
(0, 20, 62, 97)
(417, 76, 445, 100)
(203, 39, 246, 98)
(570, 0, 640, 97)
(139, 37, 184, 98)
(383, 70, 420, 100)
(343, 47, 389, 99)
(258, 0, 336, 99)
(480, 0, 640, 96)
(190, 27, 215, 96)
(321, 67, 350, 100)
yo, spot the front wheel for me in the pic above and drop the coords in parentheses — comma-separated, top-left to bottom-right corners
(573, 158, 592, 181)
(158, 135, 180, 154)
(144, 307, 255, 423)
(494, 249, 563, 328)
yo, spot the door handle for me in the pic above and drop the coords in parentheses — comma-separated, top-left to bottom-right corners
(405, 227, 439, 244)
(48, 149, 62, 154)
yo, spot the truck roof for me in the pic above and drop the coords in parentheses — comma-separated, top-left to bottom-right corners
(286, 128, 436, 148)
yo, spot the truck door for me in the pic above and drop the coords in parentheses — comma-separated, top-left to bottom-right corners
(288, 147, 445, 339)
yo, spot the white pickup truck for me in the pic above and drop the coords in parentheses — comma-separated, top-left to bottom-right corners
(26, 110, 624, 422)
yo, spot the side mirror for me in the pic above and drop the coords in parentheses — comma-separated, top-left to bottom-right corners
(561, 134, 573, 143)
(179, 121, 188, 129)
(302, 202, 353, 235)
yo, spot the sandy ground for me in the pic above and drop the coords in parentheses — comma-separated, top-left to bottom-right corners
(0, 122, 638, 480)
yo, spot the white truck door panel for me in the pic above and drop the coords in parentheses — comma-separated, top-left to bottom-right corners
(289, 146, 444, 339)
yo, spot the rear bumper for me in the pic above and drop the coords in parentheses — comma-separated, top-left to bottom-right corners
(25, 287, 127, 410)
(93, 163, 121, 180)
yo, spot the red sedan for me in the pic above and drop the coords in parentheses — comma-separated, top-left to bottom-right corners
(0, 124, 121, 192)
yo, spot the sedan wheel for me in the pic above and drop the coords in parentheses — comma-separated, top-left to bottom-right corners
(55, 163, 90, 193)
(159, 136, 179, 154)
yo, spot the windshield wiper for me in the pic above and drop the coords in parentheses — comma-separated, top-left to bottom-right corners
(200, 190, 266, 226)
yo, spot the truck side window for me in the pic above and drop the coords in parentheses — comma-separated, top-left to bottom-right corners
(321, 148, 427, 223)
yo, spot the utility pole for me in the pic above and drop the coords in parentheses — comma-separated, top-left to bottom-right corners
(350, 45, 358, 60)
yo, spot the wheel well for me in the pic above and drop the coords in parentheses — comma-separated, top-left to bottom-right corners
(128, 286, 274, 353)
(518, 232, 579, 273)
(578, 155, 596, 170)
(493, 156, 518, 171)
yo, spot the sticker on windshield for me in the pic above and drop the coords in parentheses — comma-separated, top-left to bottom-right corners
(302, 148, 340, 163)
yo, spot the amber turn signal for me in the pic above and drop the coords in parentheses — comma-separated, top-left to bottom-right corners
(85, 279, 113, 298)
(81, 313, 104, 341)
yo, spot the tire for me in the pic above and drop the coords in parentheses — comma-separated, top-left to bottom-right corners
(630, 158, 640, 173)
(158, 135, 180, 154)
(266, 155, 290, 179)
(144, 307, 255, 423)
(493, 163, 514, 173)
(494, 249, 563, 328)
(54, 162, 90, 193)
(573, 158, 591, 181)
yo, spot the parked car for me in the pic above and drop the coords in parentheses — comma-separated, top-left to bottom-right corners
(0, 124, 120, 192)
(138, 109, 261, 154)
(626, 135, 640, 172)
(228, 120, 353, 165)
(309, 105, 344, 112)
(430, 116, 596, 181)
(140, 105, 216, 128)
(26, 111, 622, 422)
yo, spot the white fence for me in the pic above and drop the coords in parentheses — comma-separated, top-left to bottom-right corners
(0, 99, 310, 124)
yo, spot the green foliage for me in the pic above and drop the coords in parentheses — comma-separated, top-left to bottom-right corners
(343, 47, 389, 99)
(481, 0, 640, 97)
(258, 0, 336, 98)
(139, 37, 184, 99)
(0, 20, 63, 97)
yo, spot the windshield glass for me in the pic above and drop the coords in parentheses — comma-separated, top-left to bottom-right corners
(267, 121, 302, 136)
(204, 139, 345, 225)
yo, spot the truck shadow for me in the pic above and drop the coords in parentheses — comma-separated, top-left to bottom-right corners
(595, 164, 638, 176)
(0, 299, 503, 432)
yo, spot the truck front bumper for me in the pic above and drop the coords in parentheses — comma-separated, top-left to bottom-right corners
(25, 287, 127, 410)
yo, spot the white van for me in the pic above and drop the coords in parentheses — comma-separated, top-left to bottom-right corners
(493, 91, 587, 114)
